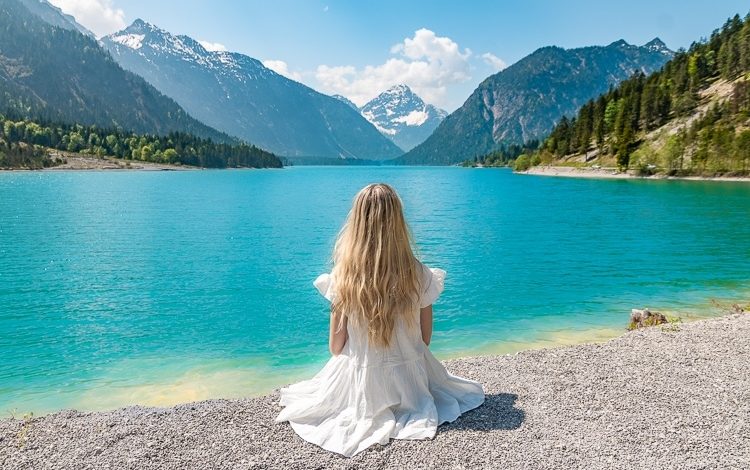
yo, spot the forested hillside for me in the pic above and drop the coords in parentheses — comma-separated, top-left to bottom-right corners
(0, 0, 229, 142)
(0, 114, 282, 169)
(538, 13, 750, 175)
(398, 39, 672, 165)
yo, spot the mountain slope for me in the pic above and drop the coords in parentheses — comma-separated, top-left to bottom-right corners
(18, 0, 94, 37)
(360, 85, 447, 152)
(0, 0, 230, 142)
(332, 94, 358, 111)
(102, 21, 402, 159)
(399, 39, 673, 165)
(536, 13, 750, 176)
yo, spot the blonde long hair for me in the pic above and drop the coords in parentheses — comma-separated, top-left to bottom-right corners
(331, 183, 421, 348)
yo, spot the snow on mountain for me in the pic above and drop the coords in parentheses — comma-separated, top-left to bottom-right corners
(643, 37, 672, 55)
(109, 33, 145, 49)
(358, 85, 447, 151)
(102, 20, 402, 159)
(104, 20, 287, 88)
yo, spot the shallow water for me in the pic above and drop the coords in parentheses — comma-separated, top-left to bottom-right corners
(1, 167, 748, 414)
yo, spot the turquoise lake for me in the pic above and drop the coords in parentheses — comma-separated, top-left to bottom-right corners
(1, 167, 749, 415)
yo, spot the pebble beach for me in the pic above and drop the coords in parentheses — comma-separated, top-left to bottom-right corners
(1, 313, 748, 469)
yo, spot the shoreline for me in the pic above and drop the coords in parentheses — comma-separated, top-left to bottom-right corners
(0, 326, 624, 417)
(1, 300, 740, 417)
(519, 165, 750, 182)
(2, 311, 748, 468)
(0, 153, 195, 172)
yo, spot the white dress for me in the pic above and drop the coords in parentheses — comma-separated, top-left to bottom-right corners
(274, 262, 485, 457)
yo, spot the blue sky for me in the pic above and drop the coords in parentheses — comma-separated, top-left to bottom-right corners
(51, 0, 750, 111)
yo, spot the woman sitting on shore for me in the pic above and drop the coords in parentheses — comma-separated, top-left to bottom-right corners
(275, 183, 485, 457)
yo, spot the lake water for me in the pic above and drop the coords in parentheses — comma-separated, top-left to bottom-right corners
(1, 167, 749, 415)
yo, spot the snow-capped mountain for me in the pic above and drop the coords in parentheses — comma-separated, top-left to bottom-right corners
(102, 20, 402, 159)
(359, 85, 447, 152)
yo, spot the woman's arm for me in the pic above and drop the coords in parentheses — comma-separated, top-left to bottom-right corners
(420, 304, 433, 346)
(329, 308, 348, 356)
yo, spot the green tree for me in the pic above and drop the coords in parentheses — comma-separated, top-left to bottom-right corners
(736, 130, 750, 172)
(163, 148, 178, 164)
(140, 144, 153, 161)
(662, 134, 685, 174)
(603, 99, 620, 133)
(616, 123, 634, 169)
(513, 154, 531, 171)
(67, 132, 83, 152)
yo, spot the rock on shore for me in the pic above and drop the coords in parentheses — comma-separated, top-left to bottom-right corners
(1, 314, 749, 469)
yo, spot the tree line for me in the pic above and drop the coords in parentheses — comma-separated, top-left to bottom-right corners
(462, 141, 540, 167)
(0, 114, 283, 169)
(538, 12, 750, 176)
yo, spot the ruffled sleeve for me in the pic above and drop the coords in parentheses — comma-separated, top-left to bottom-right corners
(313, 273, 336, 302)
(419, 264, 446, 308)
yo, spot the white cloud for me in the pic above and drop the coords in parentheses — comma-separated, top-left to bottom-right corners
(48, 0, 126, 37)
(481, 52, 507, 71)
(314, 28, 472, 108)
(262, 59, 303, 82)
(198, 40, 227, 52)
(323, 5, 329, 12)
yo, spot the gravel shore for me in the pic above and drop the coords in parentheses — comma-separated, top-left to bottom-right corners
(2, 313, 748, 469)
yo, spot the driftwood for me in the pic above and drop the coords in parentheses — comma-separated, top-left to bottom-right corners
(629, 308, 668, 329)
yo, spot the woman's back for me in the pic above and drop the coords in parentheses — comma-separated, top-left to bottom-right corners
(274, 183, 484, 457)
(314, 261, 444, 367)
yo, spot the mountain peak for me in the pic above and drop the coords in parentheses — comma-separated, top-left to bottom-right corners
(608, 39, 631, 48)
(644, 37, 666, 47)
(106, 19, 166, 49)
(384, 83, 411, 94)
(366, 85, 424, 112)
(126, 18, 157, 32)
(360, 85, 446, 151)
(644, 37, 671, 53)
(106, 20, 221, 65)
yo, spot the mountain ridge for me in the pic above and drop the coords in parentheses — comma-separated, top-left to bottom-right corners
(0, 0, 232, 143)
(532, 13, 750, 177)
(398, 38, 673, 165)
(18, 0, 94, 37)
(102, 20, 403, 159)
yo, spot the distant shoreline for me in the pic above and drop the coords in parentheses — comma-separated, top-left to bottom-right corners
(0, 153, 195, 172)
(519, 165, 750, 182)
